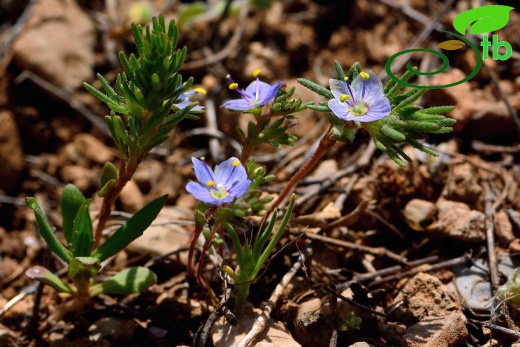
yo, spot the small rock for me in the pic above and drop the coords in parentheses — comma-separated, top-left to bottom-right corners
(89, 317, 138, 342)
(293, 298, 329, 347)
(495, 210, 515, 245)
(388, 273, 461, 324)
(60, 165, 97, 191)
(133, 159, 164, 193)
(469, 102, 517, 140)
(349, 343, 375, 347)
(119, 180, 144, 212)
(127, 206, 193, 265)
(0, 111, 24, 190)
(400, 313, 468, 347)
(429, 200, 486, 242)
(403, 199, 436, 231)
(12, 0, 95, 91)
(73, 134, 115, 165)
(212, 304, 301, 347)
(380, 321, 407, 344)
(445, 163, 482, 205)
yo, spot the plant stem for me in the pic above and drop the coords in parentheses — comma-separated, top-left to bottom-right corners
(234, 281, 251, 309)
(187, 206, 217, 276)
(92, 157, 139, 250)
(266, 126, 335, 217)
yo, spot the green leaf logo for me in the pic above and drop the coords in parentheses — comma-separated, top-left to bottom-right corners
(453, 5, 514, 35)
(437, 40, 465, 50)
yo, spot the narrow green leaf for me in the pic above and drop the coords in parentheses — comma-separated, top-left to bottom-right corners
(26, 198, 73, 263)
(91, 195, 168, 262)
(334, 60, 345, 81)
(25, 266, 74, 294)
(61, 184, 86, 246)
(72, 204, 94, 257)
(405, 120, 440, 131)
(347, 62, 362, 82)
(89, 267, 157, 297)
(297, 78, 333, 99)
(252, 194, 295, 279)
(381, 125, 406, 142)
(307, 104, 330, 112)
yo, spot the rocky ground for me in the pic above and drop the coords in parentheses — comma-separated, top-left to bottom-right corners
(0, 0, 520, 346)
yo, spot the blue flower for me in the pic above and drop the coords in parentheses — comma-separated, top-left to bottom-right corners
(174, 88, 206, 111)
(222, 70, 282, 111)
(328, 71, 390, 123)
(186, 157, 252, 205)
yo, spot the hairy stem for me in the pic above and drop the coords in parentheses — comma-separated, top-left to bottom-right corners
(266, 126, 335, 217)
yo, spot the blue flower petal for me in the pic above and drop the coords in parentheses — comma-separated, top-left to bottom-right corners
(257, 81, 282, 104)
(329, 79, 350, 101)
(186, 182, 218, 204)
(365, 97, 391, 121)
(214, 157, 242, 187)
(230, 179, 252, 198)
(222, 99, 255, 111)
(192, 158, 214, 187)
(328, 99, 351, 119)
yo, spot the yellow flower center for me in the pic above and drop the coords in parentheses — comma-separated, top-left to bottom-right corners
(253, 69, 262, 78)
(359, 72, 370, 80)
(232, 160, 240, 167)
(229, 83, 238, 90)
(194, 87, 207, 94)
(207, 180, 216, 187)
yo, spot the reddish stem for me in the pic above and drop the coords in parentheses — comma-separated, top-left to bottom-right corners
(265, 126, 336, 217)
(92, 157, 139, 250)
(187, 206, 217, 276)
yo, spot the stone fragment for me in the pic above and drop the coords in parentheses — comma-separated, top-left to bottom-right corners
(429, 200, 486, 242)
(127, 206, 193, 265)
(12, 0, 96, 91)
(400, 313, 468, 347)
(445, 163, 482, 204)
(388, 273, 461, 324)
(402, 199, 436, 231)
(0, 111, 24, 190)
(212, 304, 301, 347)
(119, 180, 144, 212)
(73, 134, 115, 165)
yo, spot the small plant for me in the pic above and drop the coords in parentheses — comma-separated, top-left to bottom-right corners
(25, 15, 202, 320)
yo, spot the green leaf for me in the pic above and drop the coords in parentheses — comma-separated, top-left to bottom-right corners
(99, 162, 119, 197)
(251, 194, 295, 280)
(100, 162, 119, 189)
(297, 78, 333, 99)
(72, 204, 94, 257)
(381, 125, 406, 142)
(453, 5, 513, 35)
(334, 60, 345, 81)
(61, 184, 86, 246)
(347, 62, 362, 82)
(89, 267, 157, 297)
(91, 195, 168, 262)
(26, 198, 73, 263)
(25, 266, 74, 294)
(68, 257, 101, 282)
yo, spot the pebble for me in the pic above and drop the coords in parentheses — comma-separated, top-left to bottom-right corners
(400, 313, 468, 347)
